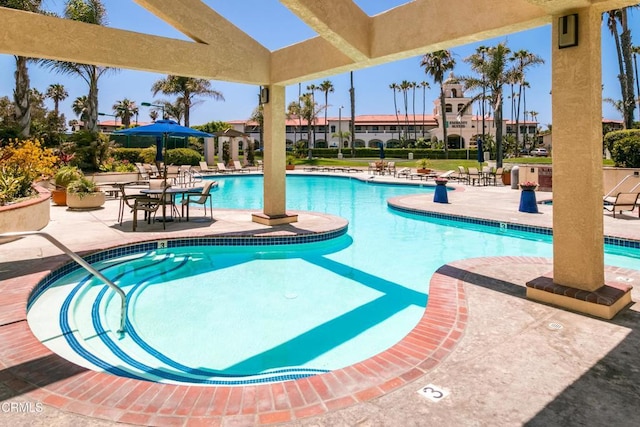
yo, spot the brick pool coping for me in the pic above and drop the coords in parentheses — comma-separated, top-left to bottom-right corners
(1, 230, 469, 426)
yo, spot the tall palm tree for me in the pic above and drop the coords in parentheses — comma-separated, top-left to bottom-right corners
(461, 42, 513, 167)
(45, 83, 68, 116)
(249, 103, 264, 152)
(389, 83, 400, 141)
(410, 81, 417, 141)
(3, 0, 44, 137)
(399, 80, 412, 142)
(148, 110, 159, 122)
(72, 95, 90, 126)
(319, 80, 334, 146)
(299, 92, 320, 159)
(39, 0, 111, 133)
(151, 76, 224, 127)
(419, 81, 430, 138)
(421, 50, 456, 158)
(510, 49, 544, 153)
(606, 8, 636, 129)
(632, 45, 640, 122)
(306, 84, 319, 151)
(112, 98, 138, 128)
(287, 101, 301, 147)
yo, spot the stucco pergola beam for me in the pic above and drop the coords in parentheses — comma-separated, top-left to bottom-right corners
(526, 0, 640, 14)
(280, 0, 370, 61)
(0, 8, 269, 85)
(133, 0, 270, 60)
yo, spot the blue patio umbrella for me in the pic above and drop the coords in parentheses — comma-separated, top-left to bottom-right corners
(477, 138, 485, 164)
(379, 142, 385, 160)
(114, 120, 212, 184)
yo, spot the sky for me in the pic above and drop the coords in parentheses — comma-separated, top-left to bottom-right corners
(0, 0, 635, 130)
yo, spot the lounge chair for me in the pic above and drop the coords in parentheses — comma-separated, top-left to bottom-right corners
(233, 160, 250, 173)
(135, 164, 150, 182)
(199, 161, 216, 174)
(396, 167, 411, 178)
(256, 160, 264, 171)
(603, 192, 640, 218)
(217, 163, 231, 173)
(438, 170, 456, 179)
(181, 180, 215, 221)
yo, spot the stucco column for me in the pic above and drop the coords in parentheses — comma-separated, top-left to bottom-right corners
(252, 85, 298, 225)
(551, 7, 604, 290)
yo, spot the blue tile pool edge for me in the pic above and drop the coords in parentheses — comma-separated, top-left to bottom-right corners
(27, 224, 348, 310)
(387, 201, 640, 249)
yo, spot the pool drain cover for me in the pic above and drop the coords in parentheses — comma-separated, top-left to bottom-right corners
(548, 322, 563, 330)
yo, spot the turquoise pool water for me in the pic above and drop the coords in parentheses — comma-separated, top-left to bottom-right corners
(27, 175, 639, 385)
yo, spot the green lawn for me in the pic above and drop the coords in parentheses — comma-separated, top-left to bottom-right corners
(290, 156, 615, 171)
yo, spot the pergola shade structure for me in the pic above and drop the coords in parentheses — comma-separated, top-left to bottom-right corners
(1, 0, 638, 316)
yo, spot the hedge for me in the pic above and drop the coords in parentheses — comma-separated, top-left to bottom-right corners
(309, 148, 478, 159)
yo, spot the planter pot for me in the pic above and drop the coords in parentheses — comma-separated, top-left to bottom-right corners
(66, 191, 106, 210)
(0, 185, 51, 243)
(51, 189, 67, 206)
(417, 168, 431, 174)
(502, 172, 511, 186)
(286, 165, 295, 170)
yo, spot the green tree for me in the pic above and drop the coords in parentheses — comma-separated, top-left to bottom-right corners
(419, 81, 430, 138)
(605, 8, 636, 129)
(510, 49, 544, 153)
(39, 0, 112, 133)
(249, 103, 264, 152)
(1, 0, 45, 137)
(389, 82, 400, 141)
(112, 98, 138, 128)
(421, 50, 456, 158)
(72, 95, 90, 125)
(45, 83, 68, 116)
(461, 43, 512, 167)
(151, 76, 224, 127)
(319, 80, 334, 147)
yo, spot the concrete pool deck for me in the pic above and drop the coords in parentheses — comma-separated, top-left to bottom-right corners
(1, 171, 639, 426)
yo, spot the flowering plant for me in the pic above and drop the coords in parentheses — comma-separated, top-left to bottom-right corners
(434, 177, 449, 183)
(520, 181, 537, 187)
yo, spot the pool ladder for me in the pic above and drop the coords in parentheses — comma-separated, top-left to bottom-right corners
(0, 231, 127, 334)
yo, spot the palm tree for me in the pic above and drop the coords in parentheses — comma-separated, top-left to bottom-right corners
(3, 0, 44, 137)
(399, 80, 412, 142)
(112, 98, 138, 128)
(299, 92, 322, 159)
(45, 83, 68, 116)
(72, 95, 90, 126)
(421, 50, 456, 158)
(605, 8, 636, 129)
(461, 42, 513, 167)
(39, 0, 112, 133)
(410, 81, 417, 142)
(319, 80, 334, 147)
(389, 83, 400, 141)
(419, 81, 430, 138)
(510, 49, 544, 153)
(604, 97, 625, 118)
(151, 76, 224, 127)
(306, 84, 319, 151)
(249, 103, 264, 152)
(632, 45, 640, 122)
(287, 101, 301, 147)
(148, 110, 159, 122)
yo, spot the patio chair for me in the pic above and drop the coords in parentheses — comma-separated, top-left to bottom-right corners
(181, 180, 215, 221)
(131, 185, 171, 231)
(135, 164, 150, 182)
(385, 161, 396, 175)
(368, 162, 378, 173)
(603, 192, 640, 218)
(256, 160, 264, 171)
(217, 162, 231, 173)
(233, 160, 250, 173)
(199, 161, 216, 174)
(487, 167, 503, 186)
(467, 167, 482, 186)
(456, 166, 468, 184)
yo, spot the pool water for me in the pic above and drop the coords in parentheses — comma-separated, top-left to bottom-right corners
(27, 176, 639, 385)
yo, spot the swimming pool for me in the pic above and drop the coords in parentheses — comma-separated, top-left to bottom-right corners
(27, 175, 639, 385)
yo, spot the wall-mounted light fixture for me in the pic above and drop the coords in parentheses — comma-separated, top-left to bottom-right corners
(260, 87, 269, 104)
(558, 14, 578, 49)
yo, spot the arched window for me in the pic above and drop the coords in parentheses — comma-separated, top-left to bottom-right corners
(445, 104, 453, 113)
(457, 104, 465, 113)
(451, 88, 458, 97)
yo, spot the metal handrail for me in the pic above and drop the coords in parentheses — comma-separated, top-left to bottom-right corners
(604, 173, 640, 199)
(1, 231, 127, 334)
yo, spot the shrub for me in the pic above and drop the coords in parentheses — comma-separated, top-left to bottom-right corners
(165, 148, 202, 166)
(113, 147, 144, 164)
(603, 129, 640, 155)
(0, 139, 57, 205)
(610, 133, 640, 167)
(67, 176, 99, 197)
(54, 166, 83, 189)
